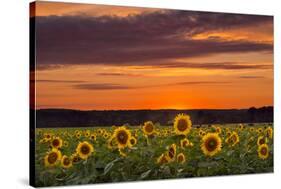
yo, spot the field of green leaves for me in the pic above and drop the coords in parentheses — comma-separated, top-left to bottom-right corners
(34, 114, 273, 187)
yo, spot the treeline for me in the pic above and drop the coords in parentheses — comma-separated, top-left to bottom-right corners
(33, 106, 273, 128)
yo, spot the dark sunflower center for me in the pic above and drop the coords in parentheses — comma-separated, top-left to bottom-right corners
(145, 124, 153, 133)
(81, 144, 90, 155)
(232, 135, 237, 142)
(130, 139, 135, 145)
(259, 138, 265, 145)
(73, 156, 80, 163)
(206, 138, 218, 152)
(183, 141, 187, 146)
(168, 147, 175, 158)
(261, 147, 268, 155)
(52, 139, 60, 147)
(48, 152, 58, 164)
(117, 131, 128, 144)
(178, 155, 184, 162)
(177, 119, 188, 131)
(63, 158, 70, 165)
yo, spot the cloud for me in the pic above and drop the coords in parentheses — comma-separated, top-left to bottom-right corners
(35, 79, 85, 83)
(96, 73, 143, 77)
(134, 61, 272, 70)
(175, 81, 231, 85)
(74, 83, 134, 90)
(74, 81, 231, 90)
(239, 76, 265, 79)
(34, 10, 273, 70)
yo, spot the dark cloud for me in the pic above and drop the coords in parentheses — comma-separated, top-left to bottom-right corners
(74, 81, 231, 90)
(175, 81, 231, 85)
(74, 83, 134, 90)
(35, 79, 85, 83)
(35, 10, 273, 69)
(134, 61, 272, 70)
(96, 73, 143, 77)
(239, 76, 265, 79)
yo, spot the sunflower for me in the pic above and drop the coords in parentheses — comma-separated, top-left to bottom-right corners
(61, 155, 72, 168)
(226, 131, 232, 138)
(90, 133, 97, 141)
(44, 133, 52, 142)
(107, 136, 116, 149)
(71, 153, 81, 163)
(250, 127, 255, 132)
(76, 141, 94, 160)
(257, 128, 263, 133)
(180, 138, 190, 148)
(258, 144, 269, 159)
(201, 133, 222, 157)
(215, 126, 222, 134)
(113, 126, 132, 149)
(177, 153, 186, 164)
(103, 132, 111, 139)
(97, 129, 104, 136)
(84, 130, 91, 138)
(51, 137, 63, 149)
(75, 132, 81, 139)
(167, 143, 177, 161)
(173, 114, 192, 136)
(199, 129, 206, 137)
(44, 148, 62, 167)
(239, 124, 244, 130)
(142, 121, 155, 136)
(265, 127, 273, 139)
(157, 153, 169, 164)
(63, 141, 69, 147)
(129, 136, 137, 147)
(226, 131, 239, 147)
(257, 136, 267, 146)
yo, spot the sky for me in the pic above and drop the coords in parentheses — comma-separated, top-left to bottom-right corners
(31, 1, 273, 110)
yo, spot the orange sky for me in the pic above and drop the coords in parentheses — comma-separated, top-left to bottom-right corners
(32, 1, 273, 110)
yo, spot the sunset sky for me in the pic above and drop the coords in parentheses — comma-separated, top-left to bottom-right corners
(32, 1, 273, 110)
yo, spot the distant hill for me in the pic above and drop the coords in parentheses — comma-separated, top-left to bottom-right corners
(31, 106, 273, 128)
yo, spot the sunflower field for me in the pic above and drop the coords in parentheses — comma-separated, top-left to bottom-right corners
(34, 114, 273, 187)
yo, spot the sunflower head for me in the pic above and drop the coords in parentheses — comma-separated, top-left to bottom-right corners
(90, 133, 97, 141)
(177, 153, 186, 164)
(44, 148, 62, 167)
(201, 133, 222, 157)
(50, 137, 63, 149)
(84, 130, 91, 138)
(173, 114, 192, 136)
(76, 141, 94, 160)
(157, 153, 169, 164)
(107, 137, 116, 149)
(167, 143, 177, 161)
(215, 126, 222, 134)
(258, 144, 269, 159)
(63, 141, 69, 147)
(257, 136, 267, 146)
(61, 155, 73, 168)
(180, 138, 190, 148)
(129, 136, 137, 147)
(142, 121, 155, 136)
(113, 126, 132, 149)
(71, 153, 81, 163)
(226, 131, 239, 147)
(265, 127, 273, 139)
